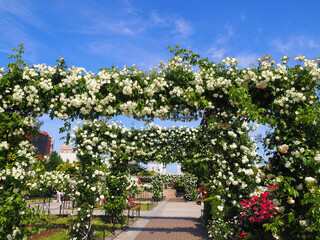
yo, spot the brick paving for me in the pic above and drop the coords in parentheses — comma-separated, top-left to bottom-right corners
(134, 217, 209, 240)
(114, 197, 210, 240)
(167, 198, 186, 202)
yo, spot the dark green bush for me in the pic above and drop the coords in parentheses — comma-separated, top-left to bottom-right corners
(174, 183, 185, 192)
(203, 197, 221, 225)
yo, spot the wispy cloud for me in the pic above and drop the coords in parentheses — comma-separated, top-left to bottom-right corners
(68, 5, 193, 41)
(0, 17, 40, 63)
(122, 0, 139, 16)
(0, 0, 56, 63)
(149, 11, 193, 39)
(0, 0, 51, 34)
(54, 1, 146, 37)
(71, 9, 143, 36)
(241, 13, 246, 21)
(235, 53, 259, 68)
(150, 11, 166, 25)
(92, 20, 138, 36)
(0, 48, 12, 55)
(214, 23, 235, 45)
(272, 36, 320, 54)
(173, 19, 193, 38)
(206, 23, 236, 61)
(207, 47, 227, 61)
(88, 41, 164, 69)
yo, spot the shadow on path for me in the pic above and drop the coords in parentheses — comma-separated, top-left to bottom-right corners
(134, 218, 209, 240)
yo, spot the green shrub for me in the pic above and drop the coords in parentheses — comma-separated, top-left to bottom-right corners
(203, 197, 218, 225)
(174, 183, 185, 192)
(204, 196, 240, 239)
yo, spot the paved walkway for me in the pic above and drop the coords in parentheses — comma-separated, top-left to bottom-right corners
(27, 198, 209, 239)
(114, 198, 209, 240)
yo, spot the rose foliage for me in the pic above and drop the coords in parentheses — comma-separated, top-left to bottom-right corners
(0, 45, 320, 239)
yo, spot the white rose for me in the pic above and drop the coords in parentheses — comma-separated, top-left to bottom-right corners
(86, 145, 93, 151)
(258, 170, 266, 178)
(306, 227, 313, 232)
(217, 205, 224, 211)
(299, 220, 307, 227)
(276, 206, 285, 213)
(278, 144, 289, 154)
(273, 199, 280, 206)
(305, 177, 316, 184)
(297, 183, 303, 190)
(287, 197, 295, 204)
(256, 82, 267, 89)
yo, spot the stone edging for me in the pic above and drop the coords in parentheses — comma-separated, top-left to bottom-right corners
(104, 217, 140, 240)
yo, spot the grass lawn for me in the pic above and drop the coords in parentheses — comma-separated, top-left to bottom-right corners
(95, 203, 154, 211)
(28, 216, 124, 240)
(132, 198, 152, 201)
(34, 229, 68, 240)
(26, 197, 48, 204)
(130, 203, 155, 211)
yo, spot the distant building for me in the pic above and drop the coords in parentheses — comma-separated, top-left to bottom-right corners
(148, 161, 166, 174)
(28, 131, 54, 160)
(60, 144, 77, 163)
(50, 138, 54, 152)
(177, 164, 182, 175)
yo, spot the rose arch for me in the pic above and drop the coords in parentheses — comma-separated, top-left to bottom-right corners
(1, 45, 320, 239)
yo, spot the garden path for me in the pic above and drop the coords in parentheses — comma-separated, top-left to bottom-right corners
(113, 197, 209, 240)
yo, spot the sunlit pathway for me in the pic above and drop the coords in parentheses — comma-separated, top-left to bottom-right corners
(113, 198, 210, 240)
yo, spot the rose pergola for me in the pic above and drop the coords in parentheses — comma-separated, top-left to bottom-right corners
(1, 45, 320, 239)
(149, 173, 198, 201)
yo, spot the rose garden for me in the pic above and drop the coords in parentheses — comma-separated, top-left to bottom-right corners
(1, 45, 320, 239)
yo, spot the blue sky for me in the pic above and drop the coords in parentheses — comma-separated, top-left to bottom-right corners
(1, 0, 320, 173)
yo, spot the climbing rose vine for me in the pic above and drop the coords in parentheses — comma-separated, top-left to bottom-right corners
(0, 45, 320, 239)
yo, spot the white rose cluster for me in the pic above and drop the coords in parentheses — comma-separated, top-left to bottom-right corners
(1, 48, 320, 239)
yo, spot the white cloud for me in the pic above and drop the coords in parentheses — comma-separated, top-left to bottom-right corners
(235, 53, 259, 68)
(0, 18, 40, 63)
(88, 41, 164, 69)
(174, 19, 193, 38)
(273, 39, 290, 53)
(0, 48, 11, 54)
(70, 6, 193, 41)
(57, 1, 146, 36)
(98, 21, 136, 35)
(0, 0, 56, 63)
(272, 36, 320, 54)
(206, 23, 236, 61)
(122, 0, 138, 16)
(214, 24, 235, 45)
(225, 23, 235, 38)
(150, 11, 166, 25)
(207, 47, 227, 61)
(241, 13, 246, 21)
(72, 13, 142, 36)
(149, 11, 193, 40)
(0, 0, 50, 33)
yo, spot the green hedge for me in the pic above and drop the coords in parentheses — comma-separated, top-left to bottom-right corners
(203, 197, 219, 226)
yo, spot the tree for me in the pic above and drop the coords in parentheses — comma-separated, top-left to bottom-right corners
(42, 151, 63, 171)
(56, 162, 80, 176)
(181, 161, 210, 184)
(128, 162, 146, 175)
